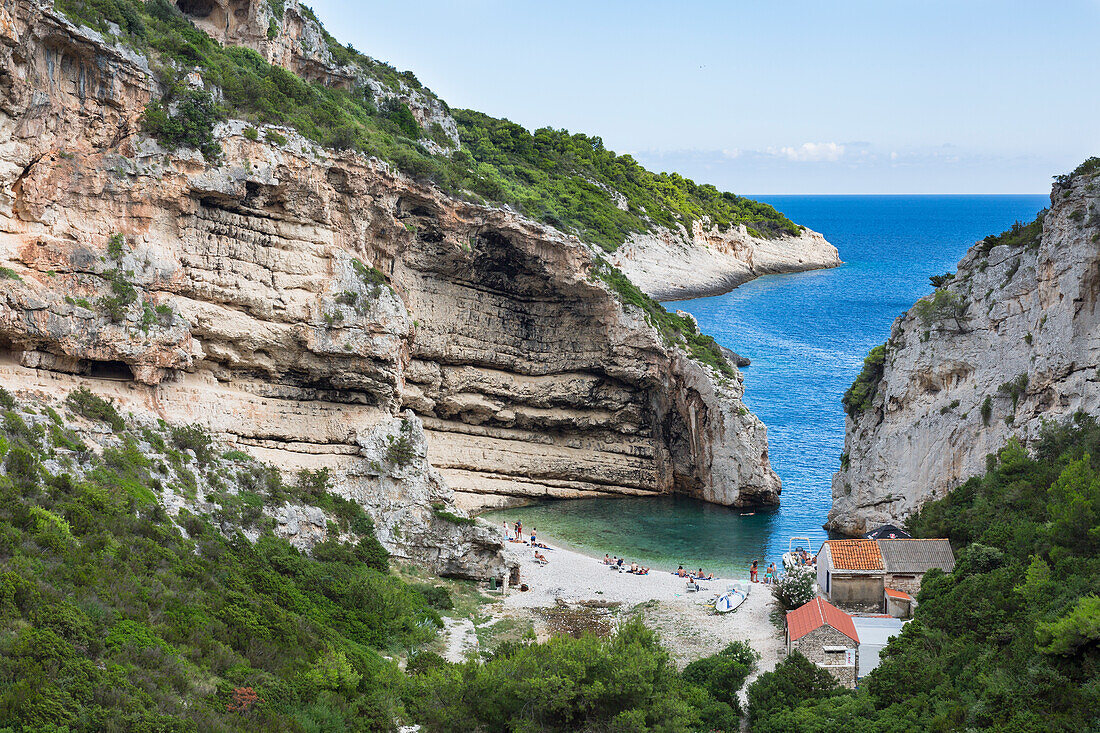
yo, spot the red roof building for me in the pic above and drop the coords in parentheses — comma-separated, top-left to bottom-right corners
(786, 597, 858, 643)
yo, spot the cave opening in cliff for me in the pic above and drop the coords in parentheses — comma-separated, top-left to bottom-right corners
(87, 360, 133, 381)
(176, 0, 216, 18)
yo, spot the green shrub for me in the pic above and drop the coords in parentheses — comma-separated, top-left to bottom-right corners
(264, 128, 288, 146)
(411, 583, 454, 610)
(431, 503, 474, 526)
(142, 85, 225, 162)
(842, 343, 887, 417)
(169, 423, 214, 464)
(0, 266, 21, 281)
(65, 387, 125, 432)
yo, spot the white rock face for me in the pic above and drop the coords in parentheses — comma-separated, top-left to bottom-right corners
(829, 171, 1100, 535)
(610, 220, 840, 301)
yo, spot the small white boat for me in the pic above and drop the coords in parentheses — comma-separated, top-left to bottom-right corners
(782, 536, 813, 570)
(714, 582, 749, 614)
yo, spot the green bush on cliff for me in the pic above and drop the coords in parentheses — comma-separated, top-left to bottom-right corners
(841, 343, 887, 418)
(594, 258, 736, 377)
(748, 414, 1100, 732)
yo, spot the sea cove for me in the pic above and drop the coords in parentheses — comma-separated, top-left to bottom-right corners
(488, 194, 1049, 572)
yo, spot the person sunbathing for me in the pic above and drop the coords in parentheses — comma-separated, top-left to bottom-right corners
(696, 568, 713, 580)
(534, 551, 548, 564)
(638, 567, 649, 575)
(630, 562, 639, 573)
(603, 554, 612, 564)
(676, 565, 687, 577)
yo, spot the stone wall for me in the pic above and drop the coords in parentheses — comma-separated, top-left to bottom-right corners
(791, 626, 857, 688)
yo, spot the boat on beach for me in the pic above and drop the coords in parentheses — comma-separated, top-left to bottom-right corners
(714, 582, 750, 614)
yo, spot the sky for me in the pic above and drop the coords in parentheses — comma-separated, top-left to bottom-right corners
(308, 1, 1100, 194)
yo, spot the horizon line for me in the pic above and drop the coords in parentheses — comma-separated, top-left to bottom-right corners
(748, 192, 1048, 197)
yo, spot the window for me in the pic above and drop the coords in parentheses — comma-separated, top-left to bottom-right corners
(824, 646, 851, 666)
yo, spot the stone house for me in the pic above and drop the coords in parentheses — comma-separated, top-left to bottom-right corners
(786, 597, 859, 688)
(816, 538, 955, 612)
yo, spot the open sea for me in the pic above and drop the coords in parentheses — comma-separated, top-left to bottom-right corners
(485, 194, 1049, 578)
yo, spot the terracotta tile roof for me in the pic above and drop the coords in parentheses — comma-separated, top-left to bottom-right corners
(787, 597, 859, 644)
(878, 539, 955, 574)
(824, 539, 884, 571)
(884, 587, 913, 600)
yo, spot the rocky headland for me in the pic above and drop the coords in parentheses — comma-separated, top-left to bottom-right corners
(611, 220, 840, 302)
(829, 164, 1100, 534)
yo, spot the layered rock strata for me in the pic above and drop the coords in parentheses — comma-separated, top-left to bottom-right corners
(829, 173, 1100, 534)
(0, 1, 781, 574)
(610, 221, 840, 302)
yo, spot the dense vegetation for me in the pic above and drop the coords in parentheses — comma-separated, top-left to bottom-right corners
(454, 110, 801, 251)
(747, 414, 1100, 731)
(52, 0, 800, 253)
(405, 625, 751, 732)
(841, 343, 887, 418)
(0, 387, 758, 730)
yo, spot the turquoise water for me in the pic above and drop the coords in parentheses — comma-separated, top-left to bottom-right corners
(486, 195, 1050, 574)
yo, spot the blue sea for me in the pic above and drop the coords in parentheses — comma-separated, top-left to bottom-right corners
(486, 195, 1049, 577)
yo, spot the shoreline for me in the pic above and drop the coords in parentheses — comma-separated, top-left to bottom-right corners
(609, 224, 842, 303)
(486, 525, 785, 676)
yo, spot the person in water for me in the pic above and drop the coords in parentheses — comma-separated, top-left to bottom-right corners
(750, 560, 759, 582)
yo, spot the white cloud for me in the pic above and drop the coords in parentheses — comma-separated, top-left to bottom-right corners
(774, 141, 846, 162)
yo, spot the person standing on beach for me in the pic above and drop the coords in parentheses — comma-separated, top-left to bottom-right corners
(517, 521, 523, 542)
(750, 560, 759, 582)
(531, 528, 537, 546)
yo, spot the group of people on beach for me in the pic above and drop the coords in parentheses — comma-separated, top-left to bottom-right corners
(603, 555, 650, 575)
(676, 565, 714, 581)
(749, 560, 778, 584)
(503, 521, 553, 564)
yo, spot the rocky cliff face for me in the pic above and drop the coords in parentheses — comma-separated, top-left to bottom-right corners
(0, 0, 781, 574)
(610, 221, 840, 302)
(829, 170, 1100, 535)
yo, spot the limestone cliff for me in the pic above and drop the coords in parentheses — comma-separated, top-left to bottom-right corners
(610, 220, 840, 302)
(828, 166, 1100, 535)
(0, 0, 781, 575)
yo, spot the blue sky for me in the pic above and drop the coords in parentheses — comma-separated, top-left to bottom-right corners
(308, 1, 1099, 194)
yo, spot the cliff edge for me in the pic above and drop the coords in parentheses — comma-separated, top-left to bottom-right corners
(828, 161, 1100, 534)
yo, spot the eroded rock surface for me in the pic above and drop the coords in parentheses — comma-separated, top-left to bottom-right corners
(610, 221, 840, 302)
(829, 173, 1100, 534)
(0, 1, 782, 573)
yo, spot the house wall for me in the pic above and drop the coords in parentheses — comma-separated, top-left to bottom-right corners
(886, 595, 912, 619)
(885, 572, 923, 597)
(792, 626, 857, 688)
(817, 545, 831, 594)
(830, 574, 885, 611)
